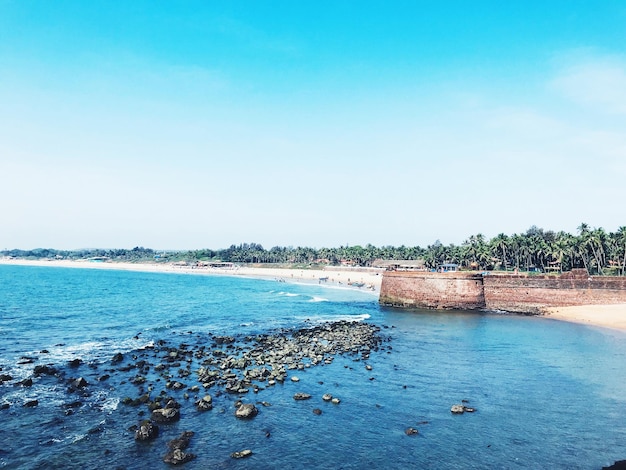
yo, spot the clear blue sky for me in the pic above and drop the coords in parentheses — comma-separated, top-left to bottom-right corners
(1, 1, 625, 250)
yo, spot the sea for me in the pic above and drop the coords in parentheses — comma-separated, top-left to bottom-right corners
(1, 264, 625, 470)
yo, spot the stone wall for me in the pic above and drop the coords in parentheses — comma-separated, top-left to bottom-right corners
(379, 269, 626, 314)
(483, 270, 626, 314)
(379, 271, 485, 310)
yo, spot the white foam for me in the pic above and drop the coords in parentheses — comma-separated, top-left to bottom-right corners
(301, 313, 371, 324)
(309, 296, 329, 303)
(279, 292, 300, 297)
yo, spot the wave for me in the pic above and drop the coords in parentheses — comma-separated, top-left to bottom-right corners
(300, 313, 371, 325)
(309, 296, 329, 303)
(278, 292, 300, 297)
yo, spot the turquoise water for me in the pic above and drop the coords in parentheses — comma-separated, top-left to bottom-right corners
(1, 264, 625, 469)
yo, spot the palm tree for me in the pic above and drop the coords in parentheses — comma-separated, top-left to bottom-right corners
(490, 233, 510, 271)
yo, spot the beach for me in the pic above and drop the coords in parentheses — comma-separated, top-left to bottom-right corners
(0, 258, 383, 290)
(541, 304, 626, 332)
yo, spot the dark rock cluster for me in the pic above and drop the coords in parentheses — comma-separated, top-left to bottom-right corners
(0, 320, 389, 465)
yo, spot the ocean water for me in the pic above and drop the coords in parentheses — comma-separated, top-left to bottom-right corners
(1, 264, 625, 469)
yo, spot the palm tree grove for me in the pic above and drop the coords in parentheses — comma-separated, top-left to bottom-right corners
(3, 224, 626, 276)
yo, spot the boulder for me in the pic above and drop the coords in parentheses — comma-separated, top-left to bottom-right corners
(135, 420, 159, 441)
(71, 377, 88, 389)
(151, 407, 180, 423)
(68, 359, 82, 368)
(450, 404, 465, 414)
(195, 395, 213, 411)
(167, 431, 194, 450)
(293, 393, 312, 400)
(231, 449, 253, 459)
(163, 448, 195, 465)
(33, 365, 58, 376)
(111, 352, 124, 364)
(405, 427, 419, 435)
(234, 403, 258, 419)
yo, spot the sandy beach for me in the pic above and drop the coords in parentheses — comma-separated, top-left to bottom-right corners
(541, 304, 626, 332)
(0, 258, 383, 291)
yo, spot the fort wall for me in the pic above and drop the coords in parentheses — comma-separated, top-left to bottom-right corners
(379, 269, 626, 313)
(379, 271, 485, 310)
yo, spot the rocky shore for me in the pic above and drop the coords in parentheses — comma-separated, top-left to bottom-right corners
(0, 320, 390, 464)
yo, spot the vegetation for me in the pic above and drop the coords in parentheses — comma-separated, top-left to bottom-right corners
(3, 224, 626, 276)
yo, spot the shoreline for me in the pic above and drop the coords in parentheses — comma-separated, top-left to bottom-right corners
(540, 304, 626, 332)
(0, 258, 383, 291)
(2, 258, 625, 332)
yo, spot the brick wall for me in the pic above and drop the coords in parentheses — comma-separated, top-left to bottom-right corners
(379, 271, 485, 309)
(483, 272, 626, 314)
(379, 269, 626, 314)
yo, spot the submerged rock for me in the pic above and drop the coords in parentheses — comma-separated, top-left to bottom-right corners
(293, 393, 312, 400)
(33, 365, 58, 376)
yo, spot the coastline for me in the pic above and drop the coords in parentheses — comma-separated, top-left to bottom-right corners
(2, 258, 625, 331)
(541, 304, 626, 332)
(0, 258, 383, 291)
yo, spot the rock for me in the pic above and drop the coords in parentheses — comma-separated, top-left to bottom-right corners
(151, 407, 180, 423)
(71, 377, 88, 389)
(603, 460, 626, 470)
(0, 374, 13, 383)
(17, 378, 33, 387)
(33, 365, 58, 376)
(195, 395, 213, 411)
(331, 398, 341, 405)
(68, 359, 82, 368)
(463, 406, 476, 413)
(231, 449, 253, 459)
(313, 408, 322, 415)
(293, 393, 312, 400)
(322, 393, 333, 401)
(163, 432, 196, 464)
(163, 448, 195, 465)
(111, 352, 124, 364)
(365, 364, 373, 371)
(405, 427, 419, 435)
(234, 403, 258, 419)
(167, 431, 194, 450)
(450, 404, 465, 414)
(291, 376, 300, 382)
(23, 399, 38, 408)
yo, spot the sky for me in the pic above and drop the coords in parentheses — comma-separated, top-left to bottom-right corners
(1, 1, 625, 250)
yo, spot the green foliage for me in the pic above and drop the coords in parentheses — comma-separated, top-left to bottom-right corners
(2, 223, 625, 275)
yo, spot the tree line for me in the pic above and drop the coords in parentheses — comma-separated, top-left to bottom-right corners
(3, 223, 625, 275)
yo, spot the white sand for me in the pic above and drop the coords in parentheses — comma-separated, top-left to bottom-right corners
(541, 304, 626, 332)
(0, 258, 383, 290)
